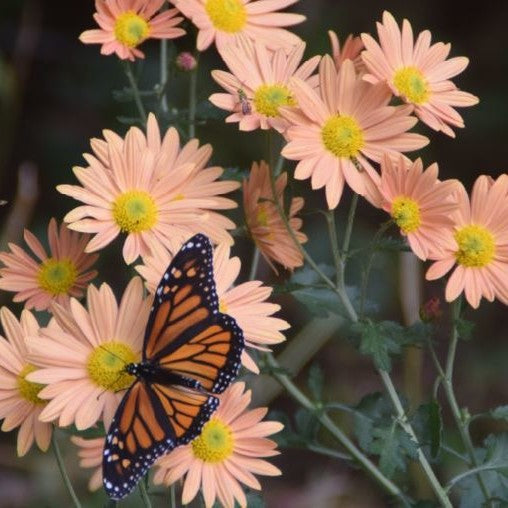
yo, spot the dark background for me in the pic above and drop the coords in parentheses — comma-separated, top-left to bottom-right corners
(0, 1, 507, 506)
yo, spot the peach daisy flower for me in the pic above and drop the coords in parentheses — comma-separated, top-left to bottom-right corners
(171, 0, 304, 53)
(374, 156, 460, 260)
(0, 218, 98, 311)
(153, 382, 283, 508)
(80, 0, 185, 61)
(57, 114, 239, 264)
(361, 11, 479, 137)
(281, 55, 428, 209)
(136, 239, 289, 373)
(244, 161, 306, 271)
(209, 40, 320, 132)
(426, 175, 508, 308)
(71, 436, 104, 491)
(0, 307, 52, 456)
(27, 277, 151, 430)
(328, 30, 364, 72)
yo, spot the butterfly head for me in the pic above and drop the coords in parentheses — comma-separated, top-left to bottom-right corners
(124, 361, 153, 378)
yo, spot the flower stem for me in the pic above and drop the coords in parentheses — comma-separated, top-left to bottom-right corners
(51, 432, 82, 508)
(169, 484, 177, 507)
(139, 480, 153, 508)
(325, 210, 341, 282)
(188, 55, 199, 139)
(123, 61, 147, 124)
(249, 247, 260, 280)
(160, 39, 169, 114)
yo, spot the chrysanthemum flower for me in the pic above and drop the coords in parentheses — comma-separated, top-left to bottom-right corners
(361, 11, 479, 137)
(328, 30, 364, 72)
(71, 436, 104, 491)
(172, 0, 305, 53)
(0, 218, 98, 311)
(281, 55, 428, 209)
(136, 239, 289, 373)
(426, 175, 508, 308)
(27, 277, 151, 430)
(80, 0, 185, 61)
(243, 161, 306, 271)
(376, 156, 460, 260)
(210, 40, 320, 132)
(153, 382, 283, 508)
(0, 307, 52, 456)
(57, 114, 239, 264)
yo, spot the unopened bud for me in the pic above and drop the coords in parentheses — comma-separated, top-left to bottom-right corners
(176, 52, 197, 72)
(419, 297, 442, 322)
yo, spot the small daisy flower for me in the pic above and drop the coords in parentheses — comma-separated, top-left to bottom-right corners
(243, 161, 306, 271)
(361, 11, 479, 137)
(426, 175, 508, 308)
(377, 156, 460, 260)
(154, 382, 283, 508)
(80, 0, 185, 61)
(281, 55, 428, 209)
(27, 277, 151, 430)
(0, 218, 98, 311)
(172, 0, 305, 53)
(136, 239, 290, 373)
(0, 307, 52, 456)
(210, 40, 320, 132)
(57, 114, 239, 265)
(71, 436, 104, 491)
(328, 30, 364, 72)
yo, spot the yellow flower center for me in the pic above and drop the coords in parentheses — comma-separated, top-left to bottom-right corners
(17, 365, 46, 405)
(256, 203, 270, 227)
(112, 190, 158, 233)
(321, 115, 364, 158)
(253, 84, 296, 118)
(391, 196, 421, 234)
(393, 66, 430, 105)
(454, 225, 495, 268)
(37, 258, 78, 296)
(86, 342, 139, 391)
(205, 0, 247, 33)
(114, 11, 150, 48)
(191, 418, 234, 463)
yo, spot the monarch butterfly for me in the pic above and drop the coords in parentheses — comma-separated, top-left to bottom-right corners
(102, 234, 244, 500)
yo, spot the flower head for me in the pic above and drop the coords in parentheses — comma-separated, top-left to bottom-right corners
(0, 218, 98, 311)
(71, 436, 104, 491)
(281, 55, 428, 209)
(426, 175, 508, 308)
(376, 156, 460, 260)
(244, 161, 306, 271)
(27, 277, 151, 430)
(176, 51, 198, 71)
(172, 0, 304, 53)
(57, 113, 239, 264)
(210, 40, 319, 132)
(0, 307, 52, 456)
(154, 382, 283, 508)
(361, 11, 479, 137)
(328, 30, 364, 72)
(136, 239, 289, 373)
(80, 0, 185, 61)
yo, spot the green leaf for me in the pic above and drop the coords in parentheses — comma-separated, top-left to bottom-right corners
(353, 392, 392, 451)
(375, 236, 411, 252)
(412, 401, 443, 459)
(491, 405, 508, 421)
(455, 317, 475, 341)
(290, 286, 339, 317)
(295, 408, 320, 441)
(308, 363, 324, 401)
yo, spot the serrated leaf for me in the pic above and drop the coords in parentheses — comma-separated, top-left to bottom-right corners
(295, 408, 320, 442)
(291, 286, 339, 317)
(245, 492, 266, 508)
(455, 317, 475, 341)
(308, 363, 324, 401)
(491, 406, 508, 421)
(353, 393, 392, 451)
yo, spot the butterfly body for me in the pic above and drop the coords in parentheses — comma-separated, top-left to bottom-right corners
(103, 234, 244, 500)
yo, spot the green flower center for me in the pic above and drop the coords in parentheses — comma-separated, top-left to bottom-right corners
(205, 0, 247, 33)
(191, 418, 234, 463)
(86, 342, 139, 391)
(393, 66, 430, 105)
(253, 84, 296, 118)
(391, 196, 421, 233)
(321, 115, 364, 158)
(37, 258, 78, 296)
(17, 365, 46, 405)
(112, 190, 158, 233)
(454, 225, 495, 268)
(114, 11, 150, 48)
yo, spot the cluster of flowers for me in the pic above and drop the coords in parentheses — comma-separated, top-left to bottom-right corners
(0, 0, 506, 506)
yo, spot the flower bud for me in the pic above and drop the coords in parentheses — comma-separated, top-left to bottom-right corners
(419, 296, 442, 323)
(176, 52, 197, 72)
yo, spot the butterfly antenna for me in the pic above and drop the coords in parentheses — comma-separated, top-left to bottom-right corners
(98, 344, 129, 366)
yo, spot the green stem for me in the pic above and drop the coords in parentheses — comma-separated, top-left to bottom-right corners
(249, 247, 260, 280)
(188, 57, 198, 139)
(446, 464, 506, 493)
(170, 484, 177, 507)
(139, 480, 153, 508)
(326, 210, 341, 283)
(342, 193, 358, 256)
(441, 299, 493, 505)
(160, 39, 169, 114)
(123, 61, 147, 124)
(51, 433, 82, 508)
(306, 444, 351, 461)
(265, 354, 412, 506)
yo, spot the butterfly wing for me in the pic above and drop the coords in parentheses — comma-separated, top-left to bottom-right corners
(103, 379, 218, 500)
(143, 234, 244, 394)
